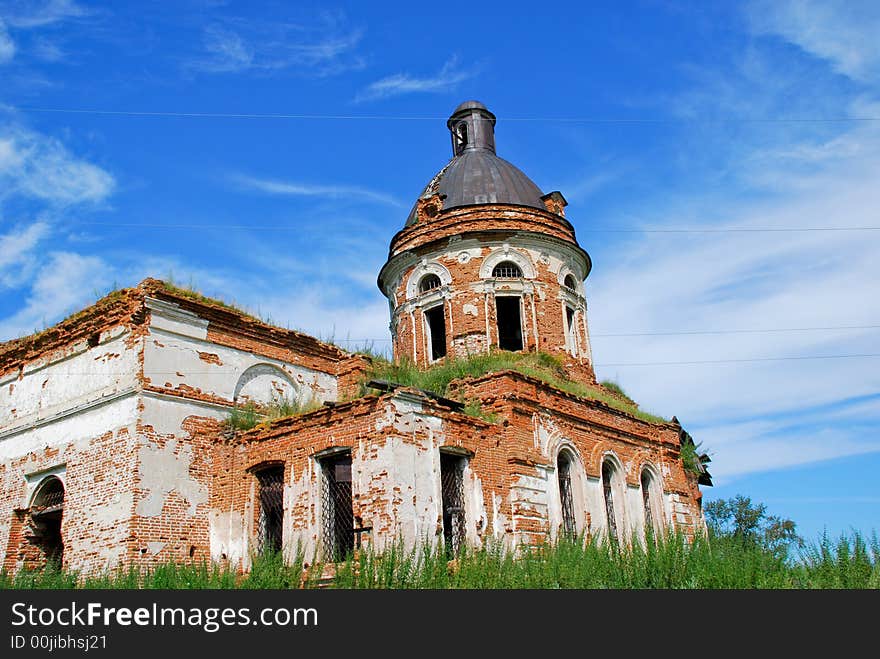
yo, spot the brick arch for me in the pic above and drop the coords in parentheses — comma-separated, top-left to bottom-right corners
(627, 450, 656, 486)
(479, 246, 537, 279)
(405, 261, 452, 300)
(233, 363, 298, 406)
(586, 441, 613, 478)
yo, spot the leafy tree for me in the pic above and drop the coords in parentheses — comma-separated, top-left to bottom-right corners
(704, 495, 801, 557)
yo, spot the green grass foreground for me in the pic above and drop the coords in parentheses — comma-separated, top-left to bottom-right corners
(2, 531, 877, 589)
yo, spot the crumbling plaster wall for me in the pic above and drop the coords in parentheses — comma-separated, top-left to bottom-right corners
(0, 396, 140, 572)
(143, 298, 337, 408)
(0, 327, 143, 571)
(212, 393, 491, 568)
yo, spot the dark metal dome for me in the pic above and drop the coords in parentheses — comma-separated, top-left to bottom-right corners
(405, 101, 545, 226)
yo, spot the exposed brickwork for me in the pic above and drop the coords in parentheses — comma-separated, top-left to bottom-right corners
(0, 101, 708, 575)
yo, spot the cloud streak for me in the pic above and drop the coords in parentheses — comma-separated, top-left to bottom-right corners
(187, 17, 365, 76)
(232, 174, 405, 208)
(0, 122, 115, 204)
(355, 56, 478, 103)
(0, 251, 111, 339)
(748, 0, 880, 82)
(0, 20, 14, 63)
(1, 0, 89, 29)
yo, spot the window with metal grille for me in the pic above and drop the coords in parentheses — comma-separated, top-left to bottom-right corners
(321, 452, 354, 561)
(495, 296, 523, 351)
(424, 305, 447, 360)
(602, 461, 619, 544)
(29, 476, 65, 567)
(440, 452, 467, 555)
(492, 261, 522, 278)
(255, 465, 284, 555)
(419, 273, 442, 293)
(563, 274, 577, 290)
(557, 452, 576, 538)
(641, 470, 660, 540)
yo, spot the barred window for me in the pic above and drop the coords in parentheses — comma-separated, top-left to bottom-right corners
(602, 460, 619, 544)
(255, 465, 285, 555)
(419, 274, 442, 293)
(492, 261, 522, 278)
(557, 452, 576, 538)
(564, 274, 577, 290)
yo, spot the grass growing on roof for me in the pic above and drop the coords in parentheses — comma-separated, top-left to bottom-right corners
(226, 397, 324, 432)
(361, 350, 668, 423)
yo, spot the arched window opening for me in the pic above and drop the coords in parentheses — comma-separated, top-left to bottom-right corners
(563, 274, 577, 290)
(565, 306, 577, 356)
(495, 296, 523, 351)
(424, 305, 447, 360)
(455, 122, 469, 153)
(641, 471, 655, 540)
(254, 465, 284, 555)
(419, 273, 442, 293)
(29, 476, 65, 567)
(557, 452, 576, 539)
(641, 469, 663, 540)
(320, 451, 354, 561)
(601, 460, 619, 543)
(440, 452, 467, 556)
(492, 261, 522, 279)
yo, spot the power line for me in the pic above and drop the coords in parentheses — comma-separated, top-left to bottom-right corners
(592, 324, 880, 338)
(14, 353, 880, 375)
(16, 107, 880, 123)
(309, 324, 880, 342)
(70, 221, 880, 233)
(595, 353, 880, 367)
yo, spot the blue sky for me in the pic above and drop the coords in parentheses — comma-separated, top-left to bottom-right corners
(1, 0, 878, 542)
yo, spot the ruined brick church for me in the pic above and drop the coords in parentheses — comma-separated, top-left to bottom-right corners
(0, 101, 710, 574)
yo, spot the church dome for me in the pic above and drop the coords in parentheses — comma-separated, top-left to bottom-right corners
(405, 101, 545, 226)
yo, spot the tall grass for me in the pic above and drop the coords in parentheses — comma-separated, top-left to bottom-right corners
(3, 531, 876, 589)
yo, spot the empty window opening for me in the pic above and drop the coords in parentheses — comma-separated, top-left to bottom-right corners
(440, 453, 467, 555)
(495, 296, 523, 352)
(563, 274, 577, 291)
(454, 122, 468, 153)
(557, 452, 576, 539)
(321, 452, 354, 561)
(565, 306, 577, 355)
(29, 476, 65, 568)
(255, 465, 284, 554)
(419, 273, 442, 293)
(602, 461, 619, 544)
(424, 305, 447, 360)
(492, 261, 522, 279)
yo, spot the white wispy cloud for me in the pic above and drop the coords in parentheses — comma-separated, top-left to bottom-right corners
(355, 56, 478, 103)
(748, 0, 880, 82)
(0, 221, 49, 289)
(188, 18, 364, 76)
(0, 122, 115, 204)
(1, 0, 89, 29)
(0, 251, 111, 339)
(0, 19, 14, 64)
(585, 11, 880, 484)
(232, 174, 405, 208)
(197, 24, 253, 73)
